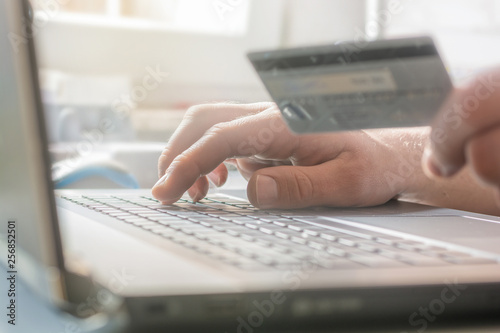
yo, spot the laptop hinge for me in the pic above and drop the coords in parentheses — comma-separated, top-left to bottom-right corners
(58, 271, 126, 320)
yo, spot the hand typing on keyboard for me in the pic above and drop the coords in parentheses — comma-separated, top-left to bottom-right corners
(152, 102, 500, 214)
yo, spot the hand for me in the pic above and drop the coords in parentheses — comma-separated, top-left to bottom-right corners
(152, 102, 421, 209)
(423, 69, 500, 195)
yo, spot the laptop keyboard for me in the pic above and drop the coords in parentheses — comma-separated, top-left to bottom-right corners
(61, 194, 498, 271)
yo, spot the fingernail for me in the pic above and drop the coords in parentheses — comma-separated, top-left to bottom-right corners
(422, 148, 457, 178)
(256, 175, 278, 208)
(154, 168, 172, 188)
(207, 172, 221, 187)
(188, 187, 202, 202)
(154, 174, 167, 188)
(422, 148, 443, 177)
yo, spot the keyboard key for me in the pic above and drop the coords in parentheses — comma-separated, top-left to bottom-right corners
(308, 240, 326, 251)
(290, 236, 308, 245)
(349, 254, 407, 268)
(302, 228, 325, 237)
(258, 227, 276, 235)
(272, 220, 291, 227)
(153, 227, 177, 236)
(319, 233, 337, 242)
(375, 236, 403, 245)
(123, 208, 152, 213)
(123, 217, 150, 224)
(274, 231, 294, 240)
(318, 259, 364, 270)
(114, 214, 135, 220)
(107, 212, 132, 217)
(141, 222, 167, 229)
(326, 247, 347, 257)
(147, 226, 172, 233)
(337, 238, 357, 247)
(254, 239, 273, 247)
(356, 243, 379, 253)
(397, 255, 449, 267)
(251, 233, 270, 242)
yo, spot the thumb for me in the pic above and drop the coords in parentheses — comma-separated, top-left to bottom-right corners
(247, 165, 329, 209)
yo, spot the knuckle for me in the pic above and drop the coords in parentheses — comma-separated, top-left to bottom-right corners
(159, 147, 170, 160)
(172, 152, 204, 178)
(171, 153, 190, 167)
(208, 122, 230, 134)
(157, 148, 170, 175)
(184, 104, 211, 120)
(290, 169, 315, 203)
(157, 153, 168, 168)
(205, 123, 232, 142)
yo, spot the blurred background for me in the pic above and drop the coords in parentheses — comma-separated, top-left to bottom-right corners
(32, 0, 500, 189)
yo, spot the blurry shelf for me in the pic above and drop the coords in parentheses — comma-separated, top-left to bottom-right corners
(35, 11, 247, 36)
(131, 109, 185, 142)
(38, 11, 184, 31)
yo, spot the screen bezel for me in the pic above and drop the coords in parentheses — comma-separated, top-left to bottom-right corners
(0, 0, 68, 305)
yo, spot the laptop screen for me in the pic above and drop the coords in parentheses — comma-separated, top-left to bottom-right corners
(0, 0, 67, 304)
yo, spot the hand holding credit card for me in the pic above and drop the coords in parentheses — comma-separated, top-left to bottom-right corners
(248, 36, 452, 133)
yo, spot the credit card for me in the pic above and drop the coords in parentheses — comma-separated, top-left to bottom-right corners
(248, 36, 453, 133)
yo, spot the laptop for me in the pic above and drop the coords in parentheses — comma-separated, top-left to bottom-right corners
(1, 1, 500, 332)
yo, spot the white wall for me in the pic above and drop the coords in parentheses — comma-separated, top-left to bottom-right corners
(283, 0, 366, 47)
(35, 0, 368, 107)
(382, 0, 500, 81)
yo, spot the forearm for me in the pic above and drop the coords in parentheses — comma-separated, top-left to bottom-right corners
(371, 127, 500, 216)
(402, 164, 500, 216)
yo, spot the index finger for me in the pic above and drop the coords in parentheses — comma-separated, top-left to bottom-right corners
(157, 102, 274, 178)
(152, 110, 295, 203)
(425, 70, 500, 176)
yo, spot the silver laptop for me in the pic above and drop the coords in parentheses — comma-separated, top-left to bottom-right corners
(2, 1, 500, 332)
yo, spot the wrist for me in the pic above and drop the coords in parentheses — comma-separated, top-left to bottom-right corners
(365, 127, 431, 200)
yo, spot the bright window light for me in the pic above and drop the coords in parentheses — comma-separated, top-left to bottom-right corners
(32, 0, 251, 35)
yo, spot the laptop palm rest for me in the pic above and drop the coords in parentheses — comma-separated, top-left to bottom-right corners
(338, 216, 500, 254)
